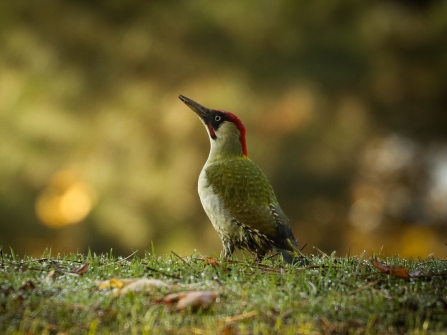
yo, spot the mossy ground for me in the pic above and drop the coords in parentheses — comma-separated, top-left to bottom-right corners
(1, 249, 446, 334)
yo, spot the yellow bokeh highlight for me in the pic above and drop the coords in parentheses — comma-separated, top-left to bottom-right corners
(36, 169, 96, 228)
(399, 226, 440, 258)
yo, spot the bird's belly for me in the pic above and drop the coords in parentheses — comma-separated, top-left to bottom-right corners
(198, 170, 241, 240)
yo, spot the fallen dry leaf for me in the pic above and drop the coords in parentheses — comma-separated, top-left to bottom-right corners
(371, 260, 391, 273)
(221, 323, 237, 335)
(45, 270, 55, 281)
(19, 281, 36, 292)
(204, 257, 220, 267)
(163, 292, 187, 305)
(72, 263, 89, 275)
(96, 278, 135, 290)
(96, 278, 118, 290)
(120, 279, 169, 294)
(371, 260, 420, 278)
(390, 266, 410, 279)
(9, 281, 37, 302)
(97, 278, 170, 295)
(163, 291, 218, 311)
(176, 291, 218, 311)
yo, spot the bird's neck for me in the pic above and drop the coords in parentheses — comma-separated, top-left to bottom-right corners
(206, 123, 247, 164)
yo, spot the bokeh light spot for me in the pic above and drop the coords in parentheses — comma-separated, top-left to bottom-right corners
(35, 170, 96, 228)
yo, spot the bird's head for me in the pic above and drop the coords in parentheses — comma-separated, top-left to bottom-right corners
(179, 95, 248, 159)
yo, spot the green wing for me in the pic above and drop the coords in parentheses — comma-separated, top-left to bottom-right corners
(205, 158, 285, 237)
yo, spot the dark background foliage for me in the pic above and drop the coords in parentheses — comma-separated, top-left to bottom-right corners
(1, 0, 446, 258)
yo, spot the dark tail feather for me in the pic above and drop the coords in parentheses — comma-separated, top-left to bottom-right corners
(280, 249, 294, 264)
(280, 249, 309, 265)
(280, 238, 310, 265)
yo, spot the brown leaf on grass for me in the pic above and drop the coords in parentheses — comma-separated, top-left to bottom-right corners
(163, 291, 218, 311)
(372, 260, 409, 278)
(20, 281, 36, 291)
(72, 263, 89, 275)
(204, 257, 220, 267)
(221, 323, 238, 335)
(390, 266, 410, 279)
(163, 292, 187, 305)
(371, 260, 392, 273)
(97, 278, 170, 295)
(175, 291, 218, 311)
(371, 260, 420, 278)
(10, 281, 37, 303)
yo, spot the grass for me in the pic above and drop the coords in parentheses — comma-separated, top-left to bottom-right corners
(1, 248, 446, 334)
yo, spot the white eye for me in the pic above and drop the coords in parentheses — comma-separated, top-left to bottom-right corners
(215, 115, 221, 122)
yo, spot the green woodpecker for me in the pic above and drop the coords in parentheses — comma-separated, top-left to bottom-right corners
(179, 95, 302, 264)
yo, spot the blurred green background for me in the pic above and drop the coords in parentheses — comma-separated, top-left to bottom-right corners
(1, 0, 446, 259)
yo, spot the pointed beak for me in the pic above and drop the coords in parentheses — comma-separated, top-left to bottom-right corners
(178, 95, 210, 121)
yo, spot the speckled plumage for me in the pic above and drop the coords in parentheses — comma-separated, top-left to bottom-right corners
(179, 95, 301, 264)
(202, 157, 297, 260)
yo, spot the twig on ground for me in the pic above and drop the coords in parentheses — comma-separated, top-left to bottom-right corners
(146, 266, 181, 279)
(171, 251, 190, 266)
(348, 279, 381, 295)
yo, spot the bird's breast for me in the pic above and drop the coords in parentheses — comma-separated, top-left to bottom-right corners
(198, 167, 241, 239)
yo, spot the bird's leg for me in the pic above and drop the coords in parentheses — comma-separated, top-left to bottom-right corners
(254, 251, 266, 264)
(221, 239, 235, 259)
